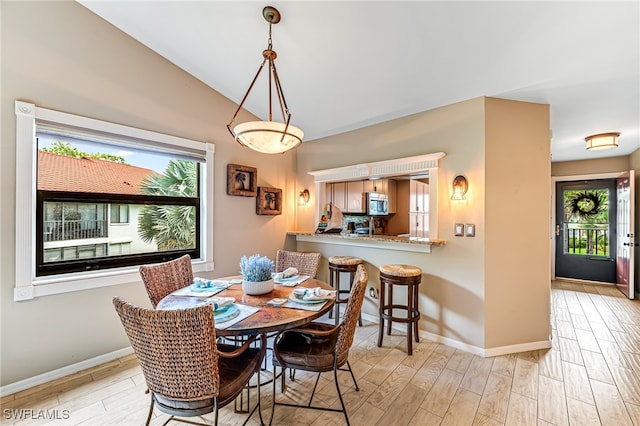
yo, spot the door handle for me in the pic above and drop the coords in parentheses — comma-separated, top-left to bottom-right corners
(556, 224, 560, 236)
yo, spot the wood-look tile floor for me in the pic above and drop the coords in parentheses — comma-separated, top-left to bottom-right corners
(2, 280, 639, 425)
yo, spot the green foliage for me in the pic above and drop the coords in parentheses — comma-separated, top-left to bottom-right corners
(563, 189, 608, 224)
(239, 254, 274, 282)
(137, 160, 197, 250)
(40, 141, 127, 163)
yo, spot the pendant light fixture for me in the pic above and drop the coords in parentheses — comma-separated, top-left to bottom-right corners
(585, 132, 620, 150)
(227, 6, 303, 154)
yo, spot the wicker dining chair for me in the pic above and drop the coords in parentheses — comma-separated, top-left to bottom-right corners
(139, 254, 193, 308)
(275, 250, 321, 278)
(113, 296, 266, 426)
(269, 264, 368, 426)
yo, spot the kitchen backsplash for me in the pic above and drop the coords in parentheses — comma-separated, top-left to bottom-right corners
(343, 216, 387, 235)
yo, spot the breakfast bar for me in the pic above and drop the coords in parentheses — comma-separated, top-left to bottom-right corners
(288, 231, 445, 254)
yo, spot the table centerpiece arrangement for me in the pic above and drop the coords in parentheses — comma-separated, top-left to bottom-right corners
(239, 254, 275, 295)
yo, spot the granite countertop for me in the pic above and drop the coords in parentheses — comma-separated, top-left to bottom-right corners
(287, 231, 445, 246)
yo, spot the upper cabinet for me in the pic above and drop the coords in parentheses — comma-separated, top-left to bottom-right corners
(326, 178, 396, 214)
(331, 182, 347, 211)
(363, 179, 375, 194)
(346, 180, 365, 213)
(409, 179, 429, 213)
(326, 181, 362, 213)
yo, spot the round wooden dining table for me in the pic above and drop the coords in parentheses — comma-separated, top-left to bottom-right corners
(156, 276, 335, 337)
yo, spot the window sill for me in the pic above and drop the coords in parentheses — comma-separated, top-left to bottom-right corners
(14, 259, 214, 301)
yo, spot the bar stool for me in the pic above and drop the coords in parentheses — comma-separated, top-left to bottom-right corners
(378, 264, 422, 355)
(328, 256, 363, 326)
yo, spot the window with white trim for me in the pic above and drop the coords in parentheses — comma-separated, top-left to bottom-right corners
(14, 101, 215, 300)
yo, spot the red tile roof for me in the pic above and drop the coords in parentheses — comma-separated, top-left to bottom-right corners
(37, 151, 157, 194)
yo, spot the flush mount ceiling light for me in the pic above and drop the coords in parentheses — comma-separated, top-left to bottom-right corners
(227, 6, 303, 155)
(585, 132, 620, 150)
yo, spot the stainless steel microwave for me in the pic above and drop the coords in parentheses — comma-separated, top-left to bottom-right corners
(363, 192, 389, 216)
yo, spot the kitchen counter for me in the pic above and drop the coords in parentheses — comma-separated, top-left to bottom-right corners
(287, 231, 445, 254)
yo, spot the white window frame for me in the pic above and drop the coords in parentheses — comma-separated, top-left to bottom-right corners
(14, 100, 215, 301)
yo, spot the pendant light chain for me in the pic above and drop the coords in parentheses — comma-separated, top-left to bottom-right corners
(267, 21, 273, 122)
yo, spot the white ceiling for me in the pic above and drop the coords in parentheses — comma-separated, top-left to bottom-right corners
(78, 1, 639, 162)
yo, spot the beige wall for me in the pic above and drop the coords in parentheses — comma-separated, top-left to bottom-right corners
(1, 1, 297, 386)
(295, 97, 551, 352)
(484, 98, 551, 348)
(552, 156, 629, 176)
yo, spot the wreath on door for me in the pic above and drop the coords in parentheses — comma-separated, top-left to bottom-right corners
(566, 191, 605, 218)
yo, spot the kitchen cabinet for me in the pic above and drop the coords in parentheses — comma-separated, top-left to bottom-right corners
(346, 180, 365, 213)
(367, 179, 387, 194)
(387, 179, 397, 214)
(409, 179, 429, 213)
(363, 180, 375, 194)
(331, 182, 347, 211)
(327, 178, 397, 214)
(410, 213, 428, 239)
(409, 179, 429, 238)
(323, 183, 332, 208)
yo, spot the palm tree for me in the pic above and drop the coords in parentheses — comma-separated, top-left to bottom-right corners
(137, 160, 197, 250)
(235, 172, 247, 190)
(265, 192, 275, 210)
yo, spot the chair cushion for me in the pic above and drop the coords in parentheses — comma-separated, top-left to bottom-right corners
(153, 343, 262, 416)
(379, 263, 422, 277)
(274, 323, 339, 372)
(328, 256, 363, 266)
(217, 344, 263, 406)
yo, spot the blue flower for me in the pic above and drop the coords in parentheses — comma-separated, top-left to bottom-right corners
(239, 254, 274, 282)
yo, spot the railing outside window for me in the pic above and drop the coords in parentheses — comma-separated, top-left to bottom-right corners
(43, 219, 108, 242)
(564, 225, 609, 256)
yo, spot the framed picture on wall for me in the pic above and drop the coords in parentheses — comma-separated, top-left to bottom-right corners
(227, 164, 257, 196)
(256, 187, 282, 215)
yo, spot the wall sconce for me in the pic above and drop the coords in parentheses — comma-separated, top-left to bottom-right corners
(298, 189, 310, 206)
(451, 175, 468, 200)
(585, 132, 620, 150)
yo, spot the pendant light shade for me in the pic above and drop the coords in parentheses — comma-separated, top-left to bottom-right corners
(227, 6, 303, 154)
(585, 132, 620, 150)
(233, 121, 303, 154)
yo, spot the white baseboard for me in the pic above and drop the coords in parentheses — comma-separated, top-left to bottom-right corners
(482, 340, 552, 357)
(417, 329, 486, 356)
(362, 311, 551, 358)
(0, 347, 133, 397)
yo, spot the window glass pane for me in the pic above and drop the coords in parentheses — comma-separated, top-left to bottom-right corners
(109, 242, 131, 255)
(562, 188, 610, 257)
(36, 135, 200, 273)
(43, 202, 108, 242)
(110, 204, 129, 223)
(37, 136, 198, 198)
(41, 201, 195, 263)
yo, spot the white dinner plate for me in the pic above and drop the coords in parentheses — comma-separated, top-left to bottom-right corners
(288, 292, 326, 305)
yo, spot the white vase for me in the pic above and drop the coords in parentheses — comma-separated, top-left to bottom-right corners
(242, 278, 274, 295)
